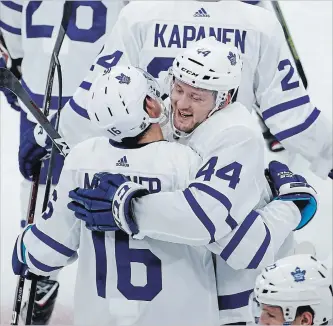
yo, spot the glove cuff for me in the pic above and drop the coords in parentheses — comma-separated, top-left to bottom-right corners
(278, 182, 317, 199)
(112, 181, 149, 236)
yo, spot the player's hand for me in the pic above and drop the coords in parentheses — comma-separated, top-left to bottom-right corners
(18, 123, 52, 179)
(68, 172, 131, 232)
(112, 178, 150, 236)
(265, 160, 318, 230)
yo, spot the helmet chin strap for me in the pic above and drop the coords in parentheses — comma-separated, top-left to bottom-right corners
(208, 86, 239, 117)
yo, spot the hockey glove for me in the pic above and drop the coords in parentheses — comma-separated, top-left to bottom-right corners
(266, 160, 318, 230)
(112, 179, 149, 236)
(68, 173, 132, 232)
(18, 121, 54, 179)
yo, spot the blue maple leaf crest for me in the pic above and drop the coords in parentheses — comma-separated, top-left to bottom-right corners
(227, 51, 237, 66)
(291, 267, 306, 282)
(115, 73, 131, 85)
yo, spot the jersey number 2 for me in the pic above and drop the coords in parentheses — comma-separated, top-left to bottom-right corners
(278, 59, 300, 91)
(26, 1, 107, 43)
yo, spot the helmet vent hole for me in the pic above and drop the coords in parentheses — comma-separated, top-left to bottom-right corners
(311, 256, 317, 262)
(122, 101, 126, 107)
(213, 77, 219, 80)
(262, 289, 268, 294)
(203, 75, 211, 80)
(192, 81, 195, 84)
(329, 285, 333, 296)
(126, 109, 129, 114)
(92, 92, 94, 99)
(105, 87, 108, 94)
(107, 107, 113, 117)
(209, 69, 215, 72)
(188, 58, 204, 66)
(94, 113, 99, 121)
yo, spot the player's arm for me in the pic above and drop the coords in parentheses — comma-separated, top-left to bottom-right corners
(112, 127, 303, 270)
(58, 4, 141, 147)
(12, 162, 80, 277)
(255, 17, 332, 179)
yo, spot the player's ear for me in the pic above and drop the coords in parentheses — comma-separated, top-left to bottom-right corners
(145, 96, 161, 119)
(299, 311, 313, 325)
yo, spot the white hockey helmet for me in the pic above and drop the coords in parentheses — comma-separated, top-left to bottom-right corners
(253, 254, 333, 325)
(87, 65, 165, 142)
(170, 37, 242, 137)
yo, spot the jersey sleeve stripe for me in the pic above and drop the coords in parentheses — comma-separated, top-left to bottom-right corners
(183, 188, 216, 243)
(30, 225, 76, 258)
(69, 98, 90, 119)
(1, 1, 23, 12)
(92, 232, 107, 298)
(274, 107, 320, 141)
(246, 223, 271, 269)
(27, 253, 63, 273)
(189, 182, 238, 230)
(262, 95, 310, 121)
(220, 210, 258, 261)
(218, 289, 253, 311)
(0, 20, 21, 35)
(79, 81, 92, 91)
(21, 79, 71, 109)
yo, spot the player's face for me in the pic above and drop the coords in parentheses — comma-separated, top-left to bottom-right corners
(258, 305, 286, 325)
(258, 304, 313, 325)
(170, 79, 215, 133)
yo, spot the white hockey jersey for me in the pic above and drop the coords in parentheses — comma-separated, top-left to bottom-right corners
(0, 0, 126, 111)
(58, 0, 332, 178)
(17, 137, 220, 326)
(134, 103, 302, 323)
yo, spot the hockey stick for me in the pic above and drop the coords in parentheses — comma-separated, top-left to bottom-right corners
(41, 55, 63, 225)
(271, 1, 308, 89)
(24, 3, 72, 324)
(7, 2, 72, 324)
(0, 70, 70, 157)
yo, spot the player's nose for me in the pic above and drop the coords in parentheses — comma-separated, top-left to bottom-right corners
(176, 94, 191, 110)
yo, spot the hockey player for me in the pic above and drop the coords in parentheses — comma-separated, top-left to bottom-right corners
(13, 65, 220, 326)
(0, 1, 126, 323)
(67, 40, 318, 324)
(17, 0, 331, 181)
(251, 254, 332, 325)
